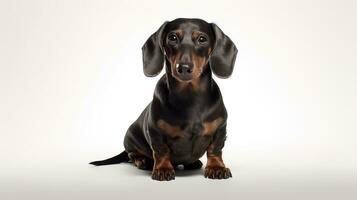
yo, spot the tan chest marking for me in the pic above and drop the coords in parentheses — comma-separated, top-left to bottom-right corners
(203, 117, 225, 136)
(157, 119, 183, 138)
(157, 117, 224, 138)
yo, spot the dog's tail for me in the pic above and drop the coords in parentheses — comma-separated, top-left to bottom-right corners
(89, 151, 129, 166)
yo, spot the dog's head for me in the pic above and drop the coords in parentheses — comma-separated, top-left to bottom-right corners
(142, 18, 237, 81)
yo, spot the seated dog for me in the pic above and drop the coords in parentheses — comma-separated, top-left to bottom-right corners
(90, 18, 238, 181)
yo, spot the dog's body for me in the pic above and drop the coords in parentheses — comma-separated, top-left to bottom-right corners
(90, 18, 237, 181)
(125, 72, 226, 165)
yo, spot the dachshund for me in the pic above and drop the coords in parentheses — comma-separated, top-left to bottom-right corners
(90, 18, 238, 181)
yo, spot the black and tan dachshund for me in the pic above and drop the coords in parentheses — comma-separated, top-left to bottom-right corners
(90, 18, 238, 181)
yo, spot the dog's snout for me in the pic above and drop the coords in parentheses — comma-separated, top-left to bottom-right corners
(176, 63, 193, 76)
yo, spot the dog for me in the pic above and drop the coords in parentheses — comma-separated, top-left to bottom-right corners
(90, 18, 238, 181)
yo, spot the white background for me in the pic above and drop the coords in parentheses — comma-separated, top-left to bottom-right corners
(1, 0, 356, 199)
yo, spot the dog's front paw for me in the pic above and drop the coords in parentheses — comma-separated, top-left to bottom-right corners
(204, 166, 232, 179)
(152, 168, 175, 181)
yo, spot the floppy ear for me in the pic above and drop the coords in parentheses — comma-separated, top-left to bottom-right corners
(209, 23, 238, 78)
(142, 22, 168, 77)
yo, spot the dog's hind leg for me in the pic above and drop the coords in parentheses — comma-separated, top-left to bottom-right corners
(128, 152, 154, 170)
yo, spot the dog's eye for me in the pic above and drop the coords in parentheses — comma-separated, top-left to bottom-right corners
(198, 35, 208, 44)
(168, 34, 178, 42)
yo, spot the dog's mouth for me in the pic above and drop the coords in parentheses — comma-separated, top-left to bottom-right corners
(172, 73, 194, 82)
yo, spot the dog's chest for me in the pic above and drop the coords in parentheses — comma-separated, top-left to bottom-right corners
(184, 121, 204, 136)
(158, 118, 222, 164)
(168, 125, 210, 164)
(157, 116, 223, 138)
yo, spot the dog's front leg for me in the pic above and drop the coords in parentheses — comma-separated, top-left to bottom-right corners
(151, 144, 175, 181)
(205, 126, 232, 179)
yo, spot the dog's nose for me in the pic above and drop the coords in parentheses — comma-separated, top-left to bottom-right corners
(176, 63, 193, 75)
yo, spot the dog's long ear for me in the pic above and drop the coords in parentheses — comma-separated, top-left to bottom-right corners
(209, 23, 238, 78)
(142, 22, 168, 77)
